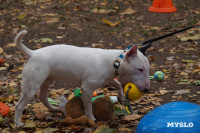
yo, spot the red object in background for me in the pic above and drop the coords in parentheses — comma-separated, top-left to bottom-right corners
(0, 58, 5, 65)
(0, 102, 11, 116)
(93, 91, 97, 97)
(149, 0, 177, 13)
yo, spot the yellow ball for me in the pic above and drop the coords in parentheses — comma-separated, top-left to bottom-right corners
(123, 83, 143, 100)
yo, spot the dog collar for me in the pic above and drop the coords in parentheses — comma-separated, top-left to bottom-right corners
(114, 46, 132, 75)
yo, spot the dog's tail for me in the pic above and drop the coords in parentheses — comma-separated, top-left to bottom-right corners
(14, 30, 33, 58)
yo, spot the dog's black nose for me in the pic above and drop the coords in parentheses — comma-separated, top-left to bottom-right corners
(143, 89, 149, 92)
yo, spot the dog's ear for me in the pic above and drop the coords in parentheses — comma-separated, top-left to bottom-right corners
(126, 45, 137, 58)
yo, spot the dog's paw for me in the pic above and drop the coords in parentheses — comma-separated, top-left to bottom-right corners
(15, 122, 24, 129)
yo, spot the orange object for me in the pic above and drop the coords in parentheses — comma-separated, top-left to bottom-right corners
(93, 91, 97, 97)
(0, 102, 10, 116)
(0, 58, 5, 65)
(149, 0, 177, 13)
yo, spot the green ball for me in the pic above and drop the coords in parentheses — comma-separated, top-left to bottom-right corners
(154, 71, 164, 81)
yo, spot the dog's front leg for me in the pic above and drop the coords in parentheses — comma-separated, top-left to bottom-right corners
(81, 82, 98, 121)
(113, 79, 125, 105)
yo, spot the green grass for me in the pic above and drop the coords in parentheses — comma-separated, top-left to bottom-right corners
(167, 22, 181, 29)
(49, 22, 58, 28)
(186, 15, 200, 26)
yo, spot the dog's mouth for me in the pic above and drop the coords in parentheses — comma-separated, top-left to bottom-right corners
(119, 79, 146, 92)
(122, 82, 148, 92)
(122, 82, 134, 88)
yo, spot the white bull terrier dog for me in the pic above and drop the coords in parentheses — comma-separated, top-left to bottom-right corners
(14, 30, 150, 128)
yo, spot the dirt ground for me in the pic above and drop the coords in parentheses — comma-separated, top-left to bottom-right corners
(0, 0, 200, 132)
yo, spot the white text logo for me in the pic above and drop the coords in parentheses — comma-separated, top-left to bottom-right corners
(167, 122, 193, 128)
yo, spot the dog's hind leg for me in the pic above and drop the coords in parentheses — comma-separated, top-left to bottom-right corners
(15, 66, 49, 128)
(39, 80, 59, 111)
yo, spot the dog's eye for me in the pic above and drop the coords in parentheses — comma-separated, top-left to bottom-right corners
(139, 68, 143, 72)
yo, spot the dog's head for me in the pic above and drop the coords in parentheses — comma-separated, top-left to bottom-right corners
(118, 45, 150, 92)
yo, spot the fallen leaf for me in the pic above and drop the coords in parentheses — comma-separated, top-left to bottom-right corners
(43, 127, 58, 133)
(23, 0, 35, 5)
(1, 128, 10, 133)
(33, 38, 53, 43)
(194, 80, 200, 86)
(158, 48, 164, 52)
(123, 114, 142, 121)
(159, 89, 169, 95)
(9, 122, 15, 129)
(151, 26, 159, 30)
(149, 56, 156, 61)
(174, 89, 190, 95)
(91, 8, 98, 13)
(44, 13, 59, 17)
(91, 43, 104, 48)
(0, 47, 3, 54)
(155, 98, 164, 102)
(9, 81, 18, 87)
(120, 7, 136, 15)
(24, 119, 36, 128)
(17, 14, 26, 20)
(70, 23, 82, 31)
(181, 59, 196, 63)
(192, 68, 200, 73)
(178, 80, 191, 84)
(46, 17, 59, 23)
(0, 21, 4, 27)
(56, 36, 63, 39)
(19, 131, 26, 133)
(190, 9, 200, 14)
(6, 43, 16, 47)
(94, 125, 117, 133)
(140, 106, 154, 113)
(67, 124, 83, 131)
(32, 102, 49, 119)
(180, 71, 188, 76)
(50, 88, 67, 98)
(150, 63, 156, 68)
(102, 18, 120, 27)
(166, 56, 174, 61)
(0, 67, 7, 71)
(67, 94, 75, 100)
(99, 9, 112, 14)
(188, 94, 197, 98)
(91, 9, 115, 14)
(179, 34, 200, 41)
(0, 114, 4, 123)
(34, 131, 43, 133)
(118, 127, 131, 132)
(4, 54, 13, 59)
(115, 46, 122, 49)
(113, 105, 129, 116)
(5, 95, 15, 102)
(152, 101, 161, 106)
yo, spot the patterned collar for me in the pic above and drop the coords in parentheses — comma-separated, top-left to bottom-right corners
(114, 46, 132, 76)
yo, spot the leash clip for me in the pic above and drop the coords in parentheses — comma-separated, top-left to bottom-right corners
(124, 86, 134, 115)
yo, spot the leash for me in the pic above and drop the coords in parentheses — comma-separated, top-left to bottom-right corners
(138, 24, 200, 54)
(139, 24, 199, 46)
